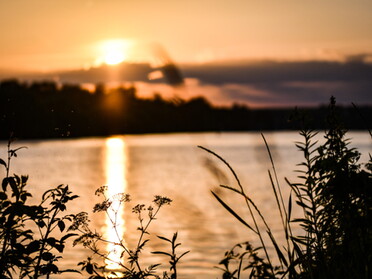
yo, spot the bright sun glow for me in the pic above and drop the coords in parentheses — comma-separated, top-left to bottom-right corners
(97, 39, 132, 66)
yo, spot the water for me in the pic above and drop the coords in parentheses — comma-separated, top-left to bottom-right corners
(0, 132, 370, 278)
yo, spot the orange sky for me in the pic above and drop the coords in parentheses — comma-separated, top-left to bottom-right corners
(1, 0, 372, 71)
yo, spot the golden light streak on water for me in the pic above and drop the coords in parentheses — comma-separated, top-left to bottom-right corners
(104, 137, 127, 275)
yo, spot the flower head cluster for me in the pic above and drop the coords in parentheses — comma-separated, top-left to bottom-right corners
(112, 193, 131, 203)
(73, 232, 100, 247)
(132, 204, 145, 214)
(153, 195, 172, 207)
(69, 212, 89, 231)
(95, 186, 108, 196)
(93, 199, 112, 213)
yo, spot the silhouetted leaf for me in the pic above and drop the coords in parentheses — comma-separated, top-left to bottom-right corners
(37, 220, 46, 228)
(54, 244, 65, 253)
(58, 220, 65, 232)
(179, 250, 190, 259)
(152, 251, 172, 257)
(59, 269, 81, 274)
(46, 237, 57, 247)
(0, 191, 7, 200)
(27, 240, 41, 253)
(157, 235, 171, 243)
(288, 192, 292, 221)
(2, 178, 8, 191)
(61, 233, 78, 242)
(41, 252, 54, 261)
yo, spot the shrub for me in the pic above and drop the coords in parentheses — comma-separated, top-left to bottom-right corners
(0, 139, 81, 278)
(202, 97, 372, 278)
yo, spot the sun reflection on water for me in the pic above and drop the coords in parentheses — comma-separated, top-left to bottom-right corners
(105, 137, 127, 273)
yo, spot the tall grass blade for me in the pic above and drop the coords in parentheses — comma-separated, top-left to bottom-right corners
(262, 134, 288, 230)
(220, 184, 242, 195)
(211, 191, 257, 234)
(267, 230, 288, 268)
(198, 146, 242, 188)
(202, 145, 275, 274)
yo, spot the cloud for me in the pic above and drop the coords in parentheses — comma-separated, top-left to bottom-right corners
(133, 78, 372, 108)
(181, 59, 372, 84)
(8, 58, 372, 108)
(177, 59, 372, 107)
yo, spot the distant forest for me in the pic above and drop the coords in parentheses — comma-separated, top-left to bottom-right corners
(0, 79, 371, 139)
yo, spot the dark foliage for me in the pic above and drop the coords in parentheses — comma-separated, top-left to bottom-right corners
(0, 79, 371, 139)
(204, 97, 372, 278)
(0, 140, 81, 278)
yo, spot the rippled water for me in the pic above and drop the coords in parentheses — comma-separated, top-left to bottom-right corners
(0, 132, 370, 278)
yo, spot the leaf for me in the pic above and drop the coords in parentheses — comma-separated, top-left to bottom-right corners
(41, 252, 54, 261)
(0, 158, 6, 168)
(85, 262, 94, 274)
(178, 250, 190, 259)
(14, 174, 20, 185)
(288, 192, 292, 222)
(60, 233, 78, 242)
(70, 194, 79, 200)
(59, 269, 81, 274)
(291, 240, 304, 258)
(212, 191, 257, 234)
(42, 263, 59, 274)
(2, 178, 8, 191)
(54, 244, 65, 253)
(172, 232, 178, 242)
(291, 236, 308, 246)
(157, 235, 171, 243)
(58, 220, 66, 232)
(0, 191, 7, 200)
(46, 237, 57, 247)
(148, 264, 161, 270)
(26, 242, 41, 254)
(37, 220, 46, 228)
(8, 177, 19, 197)
(152, 251, 172, 257)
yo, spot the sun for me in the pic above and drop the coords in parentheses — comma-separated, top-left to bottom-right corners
(97, 39, 132, 66)
(104, 48, 125, 65)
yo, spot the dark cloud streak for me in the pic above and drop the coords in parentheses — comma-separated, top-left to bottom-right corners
(181, 60, 372, 84)
(4, 59, 372, 107)
(180, 60, 372, 107)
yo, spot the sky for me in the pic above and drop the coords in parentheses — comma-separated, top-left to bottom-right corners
(1, 0, 372, 71)
(1, 0, 372, 108)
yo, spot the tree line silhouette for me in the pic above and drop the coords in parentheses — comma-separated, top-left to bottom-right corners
(0, 79, 371, 139)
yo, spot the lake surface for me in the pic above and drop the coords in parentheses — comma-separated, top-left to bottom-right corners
(0, 132, 370, 278)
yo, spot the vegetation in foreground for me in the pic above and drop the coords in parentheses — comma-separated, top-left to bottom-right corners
(203, 97, 371, 278)
(0, 97, 371, 278)
(0, 140, 81, 278)
(0, 142, 188, 279)
(72, 187, 189, 279)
